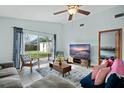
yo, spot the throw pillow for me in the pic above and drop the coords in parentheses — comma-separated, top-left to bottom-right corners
(111, 59, 124, 77)
(94, 67, 111, 85)
(68, 56, 73, 63)
(107, 59, 113, 67)
(91, 64, 108, 80)
(101, 59, 108, 65)
(92, 69, 99, 80)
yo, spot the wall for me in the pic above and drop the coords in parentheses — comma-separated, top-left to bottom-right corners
(0, 17, 63, 62)
(63, 5, 124, 65)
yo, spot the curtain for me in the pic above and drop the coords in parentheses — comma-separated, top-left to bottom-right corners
(13, 27, 23, 69)
(53, 34, 56, 60)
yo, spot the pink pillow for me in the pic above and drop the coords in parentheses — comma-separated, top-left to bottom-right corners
(101, 59, 108, 65)
(94, 67, 111, 85)
(92, 69, 99, 80)
(91, 64, 107, 80)
(107, 59, 113, 67)
(111, 59, 124, 76)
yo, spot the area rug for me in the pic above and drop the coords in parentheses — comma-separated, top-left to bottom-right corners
(36, 64, 91, 87)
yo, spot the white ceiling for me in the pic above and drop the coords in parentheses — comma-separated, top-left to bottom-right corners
(0, 5, 117, 24)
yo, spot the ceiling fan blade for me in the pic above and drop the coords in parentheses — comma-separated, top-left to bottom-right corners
(68, 14, 73, 21)
(78, 9, 90, 15)
(54, 10, 67, 15)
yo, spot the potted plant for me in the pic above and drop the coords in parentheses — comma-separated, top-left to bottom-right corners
(56, 55, 64, 66)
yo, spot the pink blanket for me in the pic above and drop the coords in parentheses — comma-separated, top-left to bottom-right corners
(111, 59, 124, 76)
(106, 59, 124, 82)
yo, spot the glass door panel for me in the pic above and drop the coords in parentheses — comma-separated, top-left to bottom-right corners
(38, 36, 53, 60)
(24, 33, 38, 58)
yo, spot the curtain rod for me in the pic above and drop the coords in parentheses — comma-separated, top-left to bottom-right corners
(12, 26, 54, 35)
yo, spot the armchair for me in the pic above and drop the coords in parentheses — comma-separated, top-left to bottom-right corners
(20, 54, 40, 72)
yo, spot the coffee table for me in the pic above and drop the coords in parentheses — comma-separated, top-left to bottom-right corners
(49, 62, 71, 77)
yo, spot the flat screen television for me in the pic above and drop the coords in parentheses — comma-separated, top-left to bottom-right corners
(70, 44, 90, 60)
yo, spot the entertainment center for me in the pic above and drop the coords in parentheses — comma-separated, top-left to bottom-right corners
(69, 44, 91, 67)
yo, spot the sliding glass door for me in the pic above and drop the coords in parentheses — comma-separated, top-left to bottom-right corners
(24, 33, 38, 58)
(24, 32, 54, 63)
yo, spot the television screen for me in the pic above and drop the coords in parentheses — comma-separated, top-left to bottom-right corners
(70, 44, 90, 60)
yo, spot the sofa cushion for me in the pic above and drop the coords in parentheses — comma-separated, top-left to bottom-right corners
(0, 77, 23, 88)
(80, 72, 94, 88)
(93, 83, 105, 88)
(0, 67, 18, 78)
(118, 77, 124, 87)
(80, 72, 105, 88)
(27, 75, 75, 88)
(105, 73, 120, 88)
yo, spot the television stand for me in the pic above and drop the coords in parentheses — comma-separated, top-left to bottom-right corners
(73, 58, 81, 63)
(73, 58, 90, 68)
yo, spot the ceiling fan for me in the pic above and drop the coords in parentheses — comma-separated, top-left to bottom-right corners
(53, 5, 90, 21)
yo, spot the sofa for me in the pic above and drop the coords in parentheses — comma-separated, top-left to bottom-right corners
(80, 72, 124, 88)
(80, 59, 124, 88)
(0, 66, 23, 88)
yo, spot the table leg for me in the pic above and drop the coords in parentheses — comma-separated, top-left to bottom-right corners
(63, 73, 64, 77)
(38, 62, 40, 68)
(50, 67, 52, 71)
(68, 71, 70, 75)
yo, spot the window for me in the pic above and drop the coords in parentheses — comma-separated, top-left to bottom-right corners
(24, 33, 54, 61)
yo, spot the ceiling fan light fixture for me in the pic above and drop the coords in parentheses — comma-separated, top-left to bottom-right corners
(68, 5, 79, 15)
(53, 5, 90, 21)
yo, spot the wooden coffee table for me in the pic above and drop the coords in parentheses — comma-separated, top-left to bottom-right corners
(49, 62, 71, 77)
